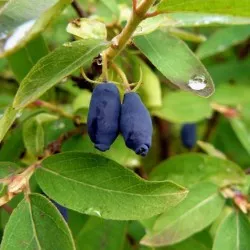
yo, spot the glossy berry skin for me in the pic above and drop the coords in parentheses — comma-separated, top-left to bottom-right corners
(181, 123, 197, 149)
(87, 83, 121, 152)
(120, 92, 152, 156)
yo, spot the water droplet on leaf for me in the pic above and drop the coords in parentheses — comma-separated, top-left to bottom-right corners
(85, 207, 102, 217)
(188, 75, 207, 91)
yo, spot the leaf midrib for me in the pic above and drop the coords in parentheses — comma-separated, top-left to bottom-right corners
(155, 192, 219, 232)
(40, 167, 187, 198)
(15, 41, 107, 107)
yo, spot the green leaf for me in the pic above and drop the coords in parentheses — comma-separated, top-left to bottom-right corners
(230, 118, 250, 156)
(134, 15, 168, 36)
(36, 152, 188, 220)
(0, 106, 19, 143)
(22, 118, 44, 157)
(153, 91, 212, 123)
(197, 141, 227, 160)
(167, 28, 207, 43)
(66, 18, 107, 40)
(0, 126, 24, 162)
(130, 55, 162, 108)
(0, 0, 70, 57)
(22, 113, 58, 157)
(133, 30, 214, 97)
(0, 193, 76, 250)
(76, 217, 127, 250)
(208, 59, 250, 85)
(212, 117, 250, 167)
(196, 25, 250, 59)
(150, 153, 246, 188)
(211, 83, 250, 106)
(72, 90, 91, 112)
(13, 39, 109, 109)
(146, 13, 250, 28)
(157, 0, 250, 17)
(209, 206, 233, 238)
(213, 211, 250, 250)
(96, 0, 120, 23)
(7, 35, 48, 82)
(141, 183, 225, 247)
(147, 236, 210, 250)
(62, 135, 140, 168)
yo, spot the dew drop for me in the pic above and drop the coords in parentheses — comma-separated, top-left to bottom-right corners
(85, 207, 102, 217)
(188, 75, 207, 91)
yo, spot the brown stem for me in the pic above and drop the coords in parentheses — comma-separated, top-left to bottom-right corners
(32, 100, 75, 121)
(145, 11, 164, 18)
(2, 204, 13, 214)
(202, 111, 220, 142)
(71, 0, 87, 17)
(154, 117, 171, 160)
(46, 125, 85, 154)
(103, 0, 155, 62)
(132, 0, 137, 12)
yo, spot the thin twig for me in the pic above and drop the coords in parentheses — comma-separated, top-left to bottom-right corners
(202, 111, 220, 142)
(71, 0, 87, 17)
(132, 0, 137, 12)
(101, 52, 109, 82)
(32, 100, 75, 121)
(111, 63, 131, 91)
(46, 125, 85, 154)
(144, 11, 163, 18)
(1, 204, 13, 214)
(104, 0, 156, 62)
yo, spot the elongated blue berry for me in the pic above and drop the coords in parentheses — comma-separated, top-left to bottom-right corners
(181, 123, 197, 149)
(87, 83, 121, 151)
(120, 92, 152, 156)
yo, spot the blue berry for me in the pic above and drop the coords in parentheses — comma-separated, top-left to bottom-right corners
(51, 200, 68, 221)
(120, 92, 152, 156)
(181, 123, 197, 149)
(87, 83, 121, 151)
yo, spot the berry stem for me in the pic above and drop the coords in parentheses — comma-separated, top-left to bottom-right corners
(111, 63, 131, 91)
(31, 100, 75, 121)
(103, 0, 156, 62)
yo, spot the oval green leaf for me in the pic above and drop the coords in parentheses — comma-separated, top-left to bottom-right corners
(0, 193, 76, 250)
(213, 211, 250, 250)
(230, 118, 250, 156)
(67, 18, 107, 40)
(150, 153, 246, 188)
(133, 30, 214, 97)
(0, 106, 19, 143)
(157, 0, 250, 17)
(7, 35, 49, 82)
(13, 39, 109, 109)
(36, 152, 188, 220)
(0, 0, 70, 57)
(153, 91, 212, 123)
(76, 217, 127, 250)
(196, 25, 250, 59)
(141, 183, 225, 247)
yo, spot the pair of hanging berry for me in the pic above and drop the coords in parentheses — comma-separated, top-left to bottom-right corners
(87, 82, 153, 156)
